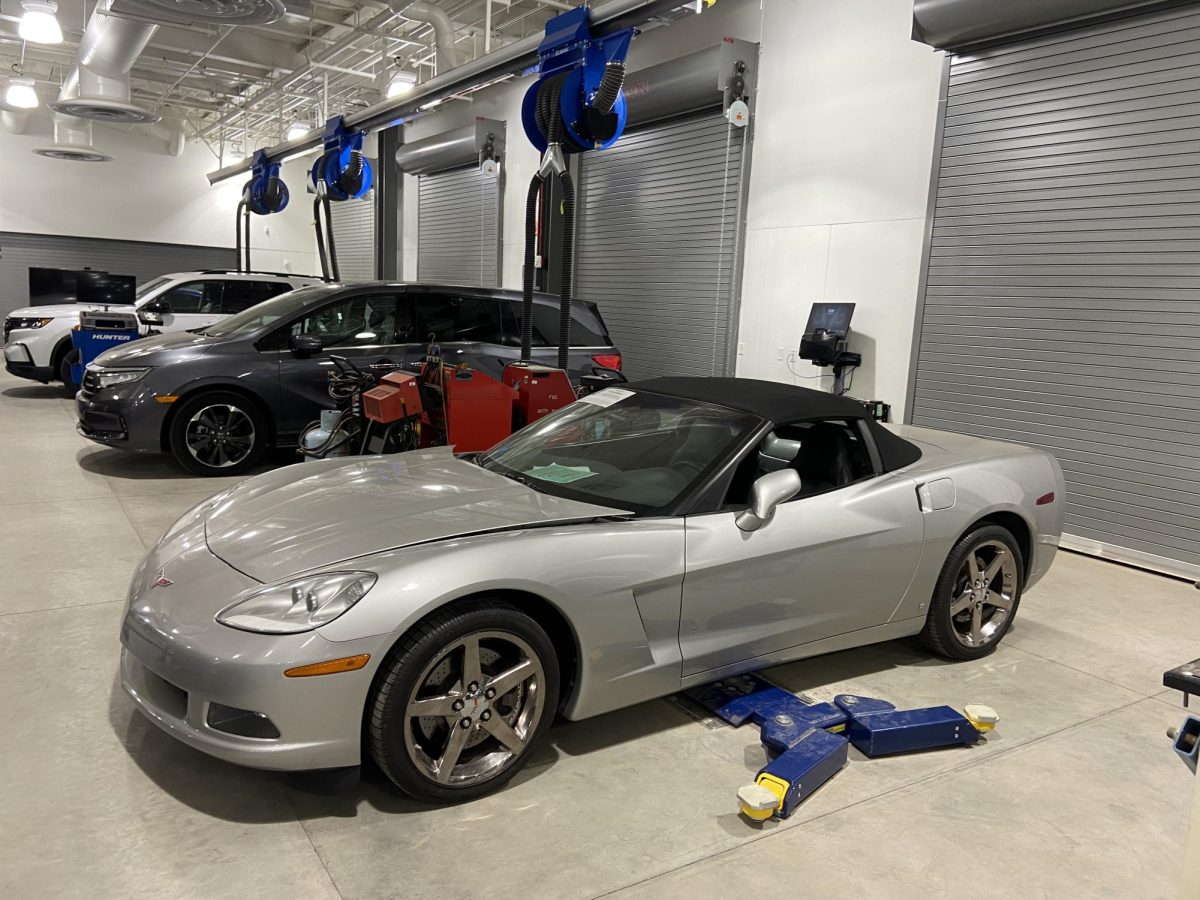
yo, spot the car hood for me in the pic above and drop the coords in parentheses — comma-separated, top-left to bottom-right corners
(204, 448, 629, 583)
(7, 303, 83, 319)
(94, 329, 219, 367)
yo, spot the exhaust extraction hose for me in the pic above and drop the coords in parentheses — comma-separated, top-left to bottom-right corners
(520, 172, 543, 363)
(593, 61, 626, 115)
(557, 169, 575, 371)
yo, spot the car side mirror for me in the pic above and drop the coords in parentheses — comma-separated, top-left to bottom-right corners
(291, 333, 324, 357)
(736, 469, 802, 532)
(143, 299, 170, 314)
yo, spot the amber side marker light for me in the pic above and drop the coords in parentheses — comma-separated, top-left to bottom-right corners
(1036, 492, 1056, 506)
(153, 395, 178, 404)
(285, 654, 371, 677)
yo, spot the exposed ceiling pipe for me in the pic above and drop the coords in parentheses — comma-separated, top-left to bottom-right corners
(152, 109, 186, 156)
(50, 0, 160, 125)
(398, 1, 457, 75)
(208, 0, 685, 184)
(34, 111, 113, 161)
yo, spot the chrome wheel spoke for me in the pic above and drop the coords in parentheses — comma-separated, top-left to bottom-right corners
(406, 694, 460, 718)
(969, 604, 984, 645)
(949, 591, 974, 616)
(966, 553, 982, 584)
(486, 659, 533, 697)
(989, 591, 1014, 611)
(983, 549, 1008, 584)
(435, 721, 471, 783)
(482, 715, 525, 754)
(460, 634, 483, 690)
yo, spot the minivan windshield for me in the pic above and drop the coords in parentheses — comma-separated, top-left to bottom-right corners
(199, 285, 330, 338)
(478, 389, 758, 514)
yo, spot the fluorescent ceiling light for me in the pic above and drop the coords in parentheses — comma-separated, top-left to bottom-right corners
(6, 77, 39, 109)
(19, 0, 63, 45)
(386, 69, 417, 99)
(286, 120, 310, 142)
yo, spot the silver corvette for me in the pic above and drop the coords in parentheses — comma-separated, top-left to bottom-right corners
(120, 377, 1064, 802)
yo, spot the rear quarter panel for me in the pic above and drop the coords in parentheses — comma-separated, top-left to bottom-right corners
(887, 425, 1065, 622)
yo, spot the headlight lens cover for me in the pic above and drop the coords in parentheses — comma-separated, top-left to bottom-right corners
(216, 571, 377, 634)
(8, 316, 53, 329)
(90, 366, 150, 388)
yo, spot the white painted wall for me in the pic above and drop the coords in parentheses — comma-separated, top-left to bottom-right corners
(0, 108, 320, 276)
(399, 0, 943, 419)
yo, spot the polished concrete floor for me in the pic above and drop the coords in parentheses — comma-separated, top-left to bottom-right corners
(0, 368, 1195, 899)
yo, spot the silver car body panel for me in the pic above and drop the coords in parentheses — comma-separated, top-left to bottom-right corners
(120, 419, 1065, 771)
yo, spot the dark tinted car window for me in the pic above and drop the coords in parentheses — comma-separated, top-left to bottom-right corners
(509, 300, 611, 347)
(220, 280, 291, 314)
(161, 281, 220, 314)
(414, 294, 505, 344)
(292, 293, 402, 348)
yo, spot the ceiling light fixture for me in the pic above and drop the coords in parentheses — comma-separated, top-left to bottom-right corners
(6, 76, 39, 109)
(19, 0, 63, 45)
(386, 69, 417, 99)
(285, 120, 309, 142)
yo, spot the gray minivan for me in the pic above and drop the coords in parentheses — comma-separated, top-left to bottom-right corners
(75, 282, 621, 476)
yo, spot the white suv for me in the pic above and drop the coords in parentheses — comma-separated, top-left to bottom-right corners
(4, 270, 322, 387)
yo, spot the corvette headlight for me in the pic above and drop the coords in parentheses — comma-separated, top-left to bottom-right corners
(89, 366, 150, 388)
(216, 571, 377, 634)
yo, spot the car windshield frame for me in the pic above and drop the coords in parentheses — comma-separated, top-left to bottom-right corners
(197, 284, 329, 339)
(134, 276, 173, 302)
(478, 389, 762, 515)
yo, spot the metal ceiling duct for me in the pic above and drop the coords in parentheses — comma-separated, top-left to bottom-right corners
(397, 1, 457, 74)
(49, 0, 160, 125)
(33, 113, 113, 162)
(111, 0, 286, 27)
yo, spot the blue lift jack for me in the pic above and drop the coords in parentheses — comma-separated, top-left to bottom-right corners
(687, 673, 998, 822)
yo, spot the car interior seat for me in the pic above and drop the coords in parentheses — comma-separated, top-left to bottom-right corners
(792, 422, 858, 496)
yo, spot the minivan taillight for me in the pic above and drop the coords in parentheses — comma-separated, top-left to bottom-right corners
(592, 353, 622, 371)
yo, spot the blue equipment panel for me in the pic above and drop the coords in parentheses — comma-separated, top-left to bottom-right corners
(70, 325, 139, 383)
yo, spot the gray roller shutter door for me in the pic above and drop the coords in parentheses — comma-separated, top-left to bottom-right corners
(416, 167, 501, 286)
(909, 4, 1200, 579)
(329, 191, 377, 282)
(574, 111, 746, 380)
(0, 232, 233, 319)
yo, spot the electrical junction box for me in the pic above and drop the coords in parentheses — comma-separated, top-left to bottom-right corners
(363, 371, 423, 424)
(503, 364, 574, 425)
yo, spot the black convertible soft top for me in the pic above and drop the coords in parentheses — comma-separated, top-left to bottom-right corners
(630, 376, 922, 473)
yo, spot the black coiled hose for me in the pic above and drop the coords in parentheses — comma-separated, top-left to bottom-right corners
(313, 193, 340, 283)
(235, 199, 248, 273)
(593, 61, 626, 115)
(339, 148, 366, 197)
(519, 172, 543, 363)
(557, 169, 575, 371)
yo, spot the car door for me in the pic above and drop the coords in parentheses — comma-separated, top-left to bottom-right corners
(154, 280, 223, 332)
(271, 291, 417, 438)
(414, 292, 509, 380)
(678, 419, 925, 678)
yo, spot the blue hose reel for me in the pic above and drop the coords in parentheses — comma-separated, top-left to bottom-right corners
(521, 6, 635, 154)
(310, 115, 374, 200)
(244, 149, 289, 215)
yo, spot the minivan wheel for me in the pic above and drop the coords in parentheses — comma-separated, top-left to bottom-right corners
(168, 391, 268, 476)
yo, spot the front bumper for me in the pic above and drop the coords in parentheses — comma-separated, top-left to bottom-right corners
(119, 538, 390, 771)
(4, 343, 52, 382)
(76, 381, 168, 453)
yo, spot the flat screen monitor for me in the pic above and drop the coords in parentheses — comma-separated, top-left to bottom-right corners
(28, 267, 89, 306)
(803, 302, 856, 338)
(76, 272, 136, 305)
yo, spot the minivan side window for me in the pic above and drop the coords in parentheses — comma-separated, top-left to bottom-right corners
(508, 300, 610, 347)
(220, 280, 291, 314)
(413, 294, 505, 344)
(290, 294, 405, 348)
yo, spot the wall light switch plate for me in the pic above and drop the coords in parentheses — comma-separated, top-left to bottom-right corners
(776, 347, 784, 360)
(737, 342, 745, 356)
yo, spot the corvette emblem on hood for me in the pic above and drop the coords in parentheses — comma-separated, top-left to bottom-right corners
(151, 570, 174, 588)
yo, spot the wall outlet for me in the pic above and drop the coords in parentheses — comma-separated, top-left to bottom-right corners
(737, 342, 745, 356)
(777, 347, 785, 361)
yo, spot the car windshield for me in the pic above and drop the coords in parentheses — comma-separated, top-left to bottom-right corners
(478, 389, 759, 513)
(199, 285, 326, 338)
(134, 276, 172, 301)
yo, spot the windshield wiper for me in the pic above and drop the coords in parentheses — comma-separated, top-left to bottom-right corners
(498, 470, 542, 492)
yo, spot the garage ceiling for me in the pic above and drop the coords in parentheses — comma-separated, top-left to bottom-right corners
(0, 0, 568, 154)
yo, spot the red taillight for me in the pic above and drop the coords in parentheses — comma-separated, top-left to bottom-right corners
(1036, 492, 1055, 505)
(592, 353, 622, 371)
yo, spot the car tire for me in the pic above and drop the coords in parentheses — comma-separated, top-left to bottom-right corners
(59, 349, 80, 396)
(168, 391, 268, 477)
(368, 598, 560, 804)
(920, 524, 1024, 661)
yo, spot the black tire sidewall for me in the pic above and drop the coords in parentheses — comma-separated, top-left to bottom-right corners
(168, 391, 268, 476)
(59, 349, 80, 395)
(368, 600, 561, 804)
(923, 524, 1024, 661)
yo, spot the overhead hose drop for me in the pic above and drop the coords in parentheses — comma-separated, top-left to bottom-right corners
(313, 192, 340, 283)
(235, 198, 248, 273)
(339, 148, 366, 198)
(557, 170, 575, 371)
(519, 173, 542, 363)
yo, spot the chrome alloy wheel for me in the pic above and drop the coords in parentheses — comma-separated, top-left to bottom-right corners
(949, 539, 1018, 649)
(184, 404, 256, 469)
(403, 631, 545, 787)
